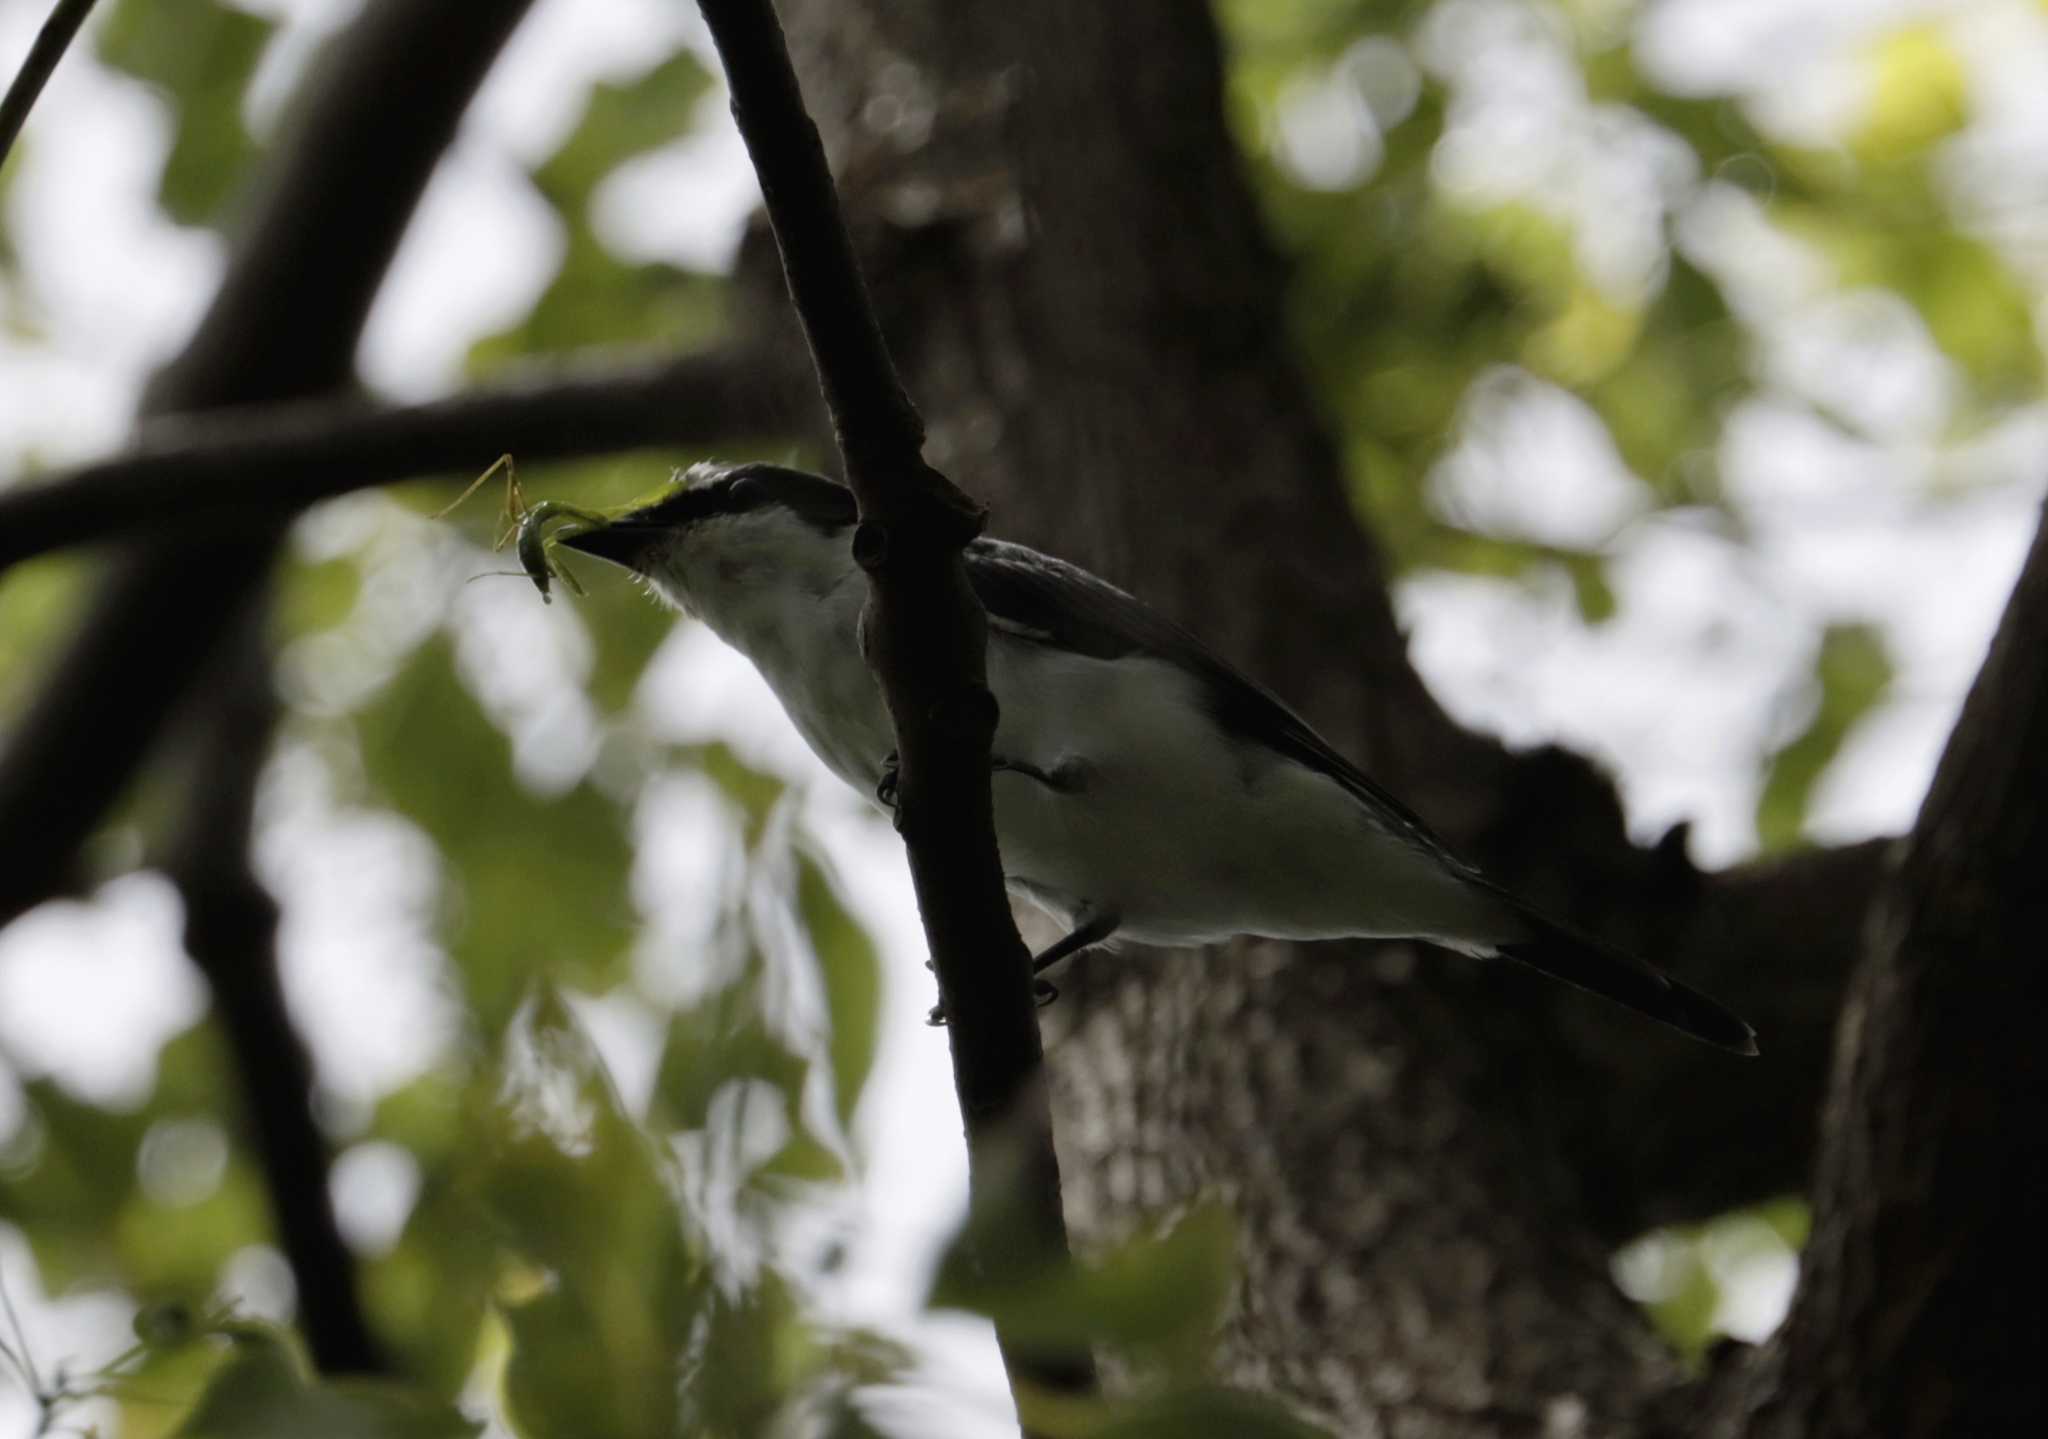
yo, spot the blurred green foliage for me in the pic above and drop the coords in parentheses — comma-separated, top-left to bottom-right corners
(96, 0, 273, 228)
(468, 51, 729, 370)
(3, 0, 2043, 1432)
(1621, 1196, 1812, 1362)
(1220, 0, 2037, 850)
(354, 635, 637, 1027)
(1757, 624, 1893, 851)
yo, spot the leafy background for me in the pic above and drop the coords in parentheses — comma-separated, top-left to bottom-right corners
(2, 0, 2044, 1432)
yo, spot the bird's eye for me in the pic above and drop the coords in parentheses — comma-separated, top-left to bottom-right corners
(726, 476, 762, 507)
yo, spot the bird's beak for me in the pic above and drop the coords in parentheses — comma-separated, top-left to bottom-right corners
(557, 521, 661, 572)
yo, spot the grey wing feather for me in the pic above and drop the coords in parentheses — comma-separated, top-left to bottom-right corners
(965, 539, 1460, 861)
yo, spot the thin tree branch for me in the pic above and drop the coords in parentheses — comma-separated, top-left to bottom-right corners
(695, 0, 1096, 1418)
(0, 346, 808, 576)
(0, 0, 98, 170)
(164, 613, 386, 1374)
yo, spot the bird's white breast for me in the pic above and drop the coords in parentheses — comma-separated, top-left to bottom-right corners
(657, 512, 1497, 952)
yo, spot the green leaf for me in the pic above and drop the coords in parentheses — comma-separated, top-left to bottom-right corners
(1775, 204, 2042, 400)
(475, 993, 706, 1439)
(0, 554, 93, 719)
(171, 1325, 476, 1439)
(1756, 1195, 1813, 1250)
(648, 954, 848, 1186)
(1757, 623, 1892, 850)
(934, 1203, 1241, 1368)
(649, 973, 810, 1138)
(692, 743, 790, 841)
(354, 637, 634, 1025)
(276, 556, 362, 637)
(0, 1079, 145, 1286)
(1647, 1245, 1721, 1358)
(1012, 1382, 1333, 1439)
(499, 1282, 681, 1439)
(365, 1162, 499, 1396)
(115, 1155, 269, 1294)
(533, 54, 713, 211)
(1853, 24, 1970, 161)
(470, 51, 724, 367)
(794, 851, 881, 1131)
(96, 0, 274, 227)
(1562, 552, 1616, 626)
(1084, 1386, 1332, 1439)
(675, 1272, 819, 1438)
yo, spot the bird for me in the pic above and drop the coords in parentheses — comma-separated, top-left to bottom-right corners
(557, 461, 1757, 1054)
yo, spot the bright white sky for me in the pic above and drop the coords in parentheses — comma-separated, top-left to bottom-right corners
(1, 0, 2044, 1435)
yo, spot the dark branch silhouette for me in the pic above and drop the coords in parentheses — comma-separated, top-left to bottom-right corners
(695, 0, 1096, 1415)
(0, 0, 98, 169)
(0, 0, 534, 925)
(0, 346, 807, 575)
(0, 0, 540, 1375)
(1721, 500, 2048, 1437)
(163, 614, 386, 1373)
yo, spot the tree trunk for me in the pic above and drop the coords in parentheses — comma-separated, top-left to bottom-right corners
(1717, 509, 2048, 1437)
(756, 2, 1870, 1432)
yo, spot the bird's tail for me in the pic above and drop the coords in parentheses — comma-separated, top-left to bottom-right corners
(1488, 905, 1758, 1055)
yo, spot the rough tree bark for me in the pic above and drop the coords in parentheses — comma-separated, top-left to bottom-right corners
(748, 1, 1968, 1434)
(1713, 509, 2048, 1437)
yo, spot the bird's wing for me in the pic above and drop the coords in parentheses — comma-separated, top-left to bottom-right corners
(965, 539, 1459, 861)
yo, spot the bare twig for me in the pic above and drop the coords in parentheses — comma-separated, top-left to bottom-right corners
(0, 0, 98, 170)
(695, 0, 1096, 1416)
(0, 346, 806, 575)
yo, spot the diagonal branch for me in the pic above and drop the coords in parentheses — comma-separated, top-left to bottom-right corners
(0, 0, 538, 1375)
(0, 0, 536, 931)
(163, 613, 386, 1374)
(694, 0, 1096, 1418)
(0, 0, 98, 169)
(0, 346, 810, 576)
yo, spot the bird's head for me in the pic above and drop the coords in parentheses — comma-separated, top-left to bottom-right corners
(559, 461, 859, 618)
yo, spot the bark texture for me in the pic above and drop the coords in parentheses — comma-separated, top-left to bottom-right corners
(762, 2, 1877, 1432)
(1717, 508, 2048, 1438)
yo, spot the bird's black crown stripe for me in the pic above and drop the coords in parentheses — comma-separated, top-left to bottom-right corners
(624, 462, 858, 535)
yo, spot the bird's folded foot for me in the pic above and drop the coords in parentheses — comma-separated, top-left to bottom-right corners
(925, 977, 1060, 1028)
(875, 751, 904, 831)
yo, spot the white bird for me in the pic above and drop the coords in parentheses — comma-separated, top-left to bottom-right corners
(560, 462, 1755, 1054)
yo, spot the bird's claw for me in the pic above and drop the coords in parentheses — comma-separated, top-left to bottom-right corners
(925, 977, 1060, 1028)
(875, 752, 906, 832)
(874, 751, 913, 832)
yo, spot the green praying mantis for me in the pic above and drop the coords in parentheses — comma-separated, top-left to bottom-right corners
(436, 453, 608, 603)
